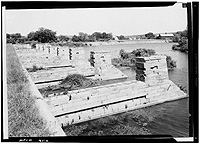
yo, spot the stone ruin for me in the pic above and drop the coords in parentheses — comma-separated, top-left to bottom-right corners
(69, 47, 95, 76)
(44, 54, 187, 126)
(14, 44, 188, 126)
(68, 47, 127, 80)
(135, 55, 169, 86)
(92, 51, 128, 80)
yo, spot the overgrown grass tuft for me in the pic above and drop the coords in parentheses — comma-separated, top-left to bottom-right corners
(59, 74, 95, 89)
(6, 44, 52, 137)
(26, 65, 44, 72)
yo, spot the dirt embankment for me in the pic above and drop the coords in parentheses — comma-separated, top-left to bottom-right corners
(6, 44, 65, 137)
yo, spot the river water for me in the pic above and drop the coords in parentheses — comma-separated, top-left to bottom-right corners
(64, 43, 189, 137)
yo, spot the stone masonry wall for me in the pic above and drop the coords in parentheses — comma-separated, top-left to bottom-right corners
(135, 55, 168, 86)
(93, 51, 128, 80)
(70, 47, 95, 76)
(45, 79, 186, 126)
(44, 54, 187, 126)
(15, 44, 71, 68)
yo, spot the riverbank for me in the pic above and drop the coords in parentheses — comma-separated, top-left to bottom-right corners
(86, 39, 169, 46)
(172, 44, 188, 53)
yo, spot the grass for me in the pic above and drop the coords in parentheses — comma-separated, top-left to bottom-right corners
(63, 110, 152, 136)
(26, 65, 45, 72)
(6, 44, 53, 137)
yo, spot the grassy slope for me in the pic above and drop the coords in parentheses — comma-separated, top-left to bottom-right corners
(6, 44, 52, 137)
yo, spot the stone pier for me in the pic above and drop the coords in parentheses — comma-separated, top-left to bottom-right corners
(44, 55, 187, 126)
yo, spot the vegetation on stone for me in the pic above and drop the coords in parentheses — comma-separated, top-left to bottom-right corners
(112, 48, 176, 71)
(60, 74, 95, 89)
(166, 55, 177, 71)
(26, 65, 44, 72)
(39, 74, 97, 97)
(112, 48, 155, 67)
(177, 84, 187, 93)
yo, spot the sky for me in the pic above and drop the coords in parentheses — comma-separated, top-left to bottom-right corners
(5, 3, 187, 36)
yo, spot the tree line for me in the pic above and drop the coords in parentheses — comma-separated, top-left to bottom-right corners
(6, 27, 166, 44)
(172, 28, 188, 53)
(6, 27, 118, 44)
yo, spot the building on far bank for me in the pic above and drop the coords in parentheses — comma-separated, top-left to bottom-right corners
(157, 33, 174, 40)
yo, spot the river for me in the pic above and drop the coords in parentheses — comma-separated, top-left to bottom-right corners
(63, 43, 189, 137)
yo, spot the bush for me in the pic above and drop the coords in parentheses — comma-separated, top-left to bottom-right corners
(172, 44, 179, 50)
(113, 48, 155, 67)
(166, 55, 177, 71)
(31, 43, 36, 49)
(27, 65, 44, 72)
(112, 57, 135, 67)
(60, 74, 95, 90)
(119, 49, 128, 59)
(172, 29, 188, 53)
(112, 48, 176, 71)
(131, 48, 156, 57)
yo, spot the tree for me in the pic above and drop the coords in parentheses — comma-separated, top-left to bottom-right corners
(91, 32, 102, 41)
(18, 36, 27, 43)
(119, 49, 129, 59)
(27, 27, 57, 43)
(78, 32, 89, 42)
(6, 33, 23, 44)
(172, 28, 188, 53)
(27, 32, 36, 41)
(57, 35, 70, 42)
(118, 35, 126, 40)
(145, 32, 155, 39)
(106, 33, 113, 40)
(6, 34, 11, 39)
(71, 35, 80, 42)
(180, 27, 188, 38)
(91, 32, 113, 41)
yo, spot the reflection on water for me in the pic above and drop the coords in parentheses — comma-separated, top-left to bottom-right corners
(66, 43, 189, 137)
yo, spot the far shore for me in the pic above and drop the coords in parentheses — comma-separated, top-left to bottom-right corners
(86, 39, 172, 46)
(13, 39, 173, 49)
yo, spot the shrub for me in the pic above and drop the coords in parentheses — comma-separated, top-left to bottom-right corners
(172, 45, 179, 50)
(166, 55, 177, 71)
(112, 49, 176, 71)
(119, 49, 128, 59)
(59, 74, 95, 90)
(131, 48, 155, 57)
(27, 65, 44, 72)
(171, 29, 188, 53)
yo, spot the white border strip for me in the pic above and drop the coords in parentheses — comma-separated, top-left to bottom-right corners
(174, 137, 194, 142)
(3, 6, 9, 139)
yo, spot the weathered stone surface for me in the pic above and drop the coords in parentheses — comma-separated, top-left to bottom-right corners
(43, 55, 187, 126)
(93, 51, 128, 80)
